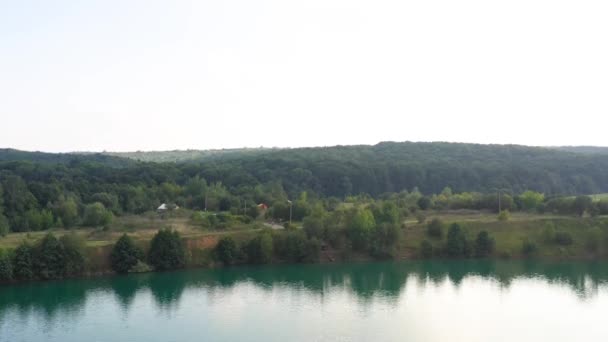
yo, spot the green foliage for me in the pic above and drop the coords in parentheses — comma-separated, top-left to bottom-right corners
(522, 239, 538, 257)
(34, 233, 67, 280)
(83, 202, 113, 227)
(426, 218, 443, 239)
(554, 232, 573, 246)
(0, 249, 13, 281)
(53, 196, 79, 228)
(148, 229, 186, 271)
(111, 234, 143, 274)
(518, 191, 545, 211)
(446, 223, 467, 257)
(420, 240, 433, 258)
(12, 242, 34, 280)
(417, 196, 431, 210)
(60, 233, 87, 276)
(245, 232, 273, 264)
(0, 212, 9, 237)
(541, 223, 556, 243)
(585, 227, 602, 253)
(416, 213, 427, 224)
(474, 231, 495, 257)
(215, 236, 239, 265)
(371, 223, 401, 258)
(348, 208, 376, 251)
(573, 196, 593, 216)
(303, 214, 325, 240)
(497, 210, 510, 221)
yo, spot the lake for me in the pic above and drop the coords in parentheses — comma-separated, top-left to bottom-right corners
(2, 260, 608, 342)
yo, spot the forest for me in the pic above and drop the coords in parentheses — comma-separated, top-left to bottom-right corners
(2, 141, 608, 234)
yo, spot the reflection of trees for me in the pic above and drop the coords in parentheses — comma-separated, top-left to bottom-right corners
(2, 260, 608, 323)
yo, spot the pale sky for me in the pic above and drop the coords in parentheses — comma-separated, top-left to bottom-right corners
(1, 0, 607, 152)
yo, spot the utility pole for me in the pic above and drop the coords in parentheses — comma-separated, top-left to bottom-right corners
(204, 192, 208, 212)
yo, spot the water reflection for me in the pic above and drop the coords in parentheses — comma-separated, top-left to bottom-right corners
(1, 260, 608, 323)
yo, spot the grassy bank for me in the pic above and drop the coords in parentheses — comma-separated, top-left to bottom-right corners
(2, 210, 607, 284)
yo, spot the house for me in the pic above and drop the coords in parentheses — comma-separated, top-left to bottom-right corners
(257, 203, 269, 210)
(157, 203, 179, 213)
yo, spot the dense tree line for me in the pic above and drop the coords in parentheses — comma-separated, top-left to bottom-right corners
(0, 233, 86, 282)
(2, 142, 608, 234)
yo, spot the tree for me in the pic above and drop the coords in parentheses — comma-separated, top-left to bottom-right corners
(573, 196, 593, 216)
(497, 210, 510, 221)
(555, 232, 573, 246)
(60, 233, 86, 276)
(54, 196, 79, 228)
(12, 242, 34, 280)
(83, 202, 113, 227)
(245, 232, 273, 264)
(426, 218, 443, 239)
(0, 249, 13, 281)
(446, 223, 467, 257)
(34, 233, 67, 280)
(348, 209, 376, 250)
(474, 231, 495, 257)
(148, 229, 186, 271)
(215, 236, 238, 266)
(417, 196, 431, 210)
(518, 191, 544, 211)
(420, 240, 433, 258)
(110, 234, 143, 274)
(0, 213, 8, 237)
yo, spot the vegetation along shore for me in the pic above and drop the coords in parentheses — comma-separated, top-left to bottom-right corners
(2, 142, 608, 284)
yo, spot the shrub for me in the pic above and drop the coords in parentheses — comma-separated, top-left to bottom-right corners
(416, 213, 427, 224)
(555, 232, 573, 246)
(215, 236, 239, 265)
(148, 229, 186, 271)
(426, 219, 443, 239)
(585, 227, 602, 253)
(497, 210, 510, 221)
(111, 234, 143, 274)
(420, 240, 433, 258)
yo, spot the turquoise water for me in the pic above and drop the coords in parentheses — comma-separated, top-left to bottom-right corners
(2, 260, 608, 341)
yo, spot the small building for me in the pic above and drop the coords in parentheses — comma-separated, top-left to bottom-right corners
(257, 203, 269, 211)
(157, 203, 179, 213)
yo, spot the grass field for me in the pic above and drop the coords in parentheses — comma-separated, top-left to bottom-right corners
(2, 210, 608, 263)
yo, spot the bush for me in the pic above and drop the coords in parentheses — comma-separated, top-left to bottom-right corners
(111, 234, 143, 274)
(426, 218, 443, 239)
(420, 240, 433, 258)
(215, 236, 239, 265)
(416, 213, 427, 224)
(585, 227, 602, 253)
(148, 229, 186, 271)
(497, 210, 510, 221)
(555, 232, 573, 246)
(474, 231, 495, 257)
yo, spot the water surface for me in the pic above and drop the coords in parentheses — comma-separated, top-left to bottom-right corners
(2, 260, 608, 341)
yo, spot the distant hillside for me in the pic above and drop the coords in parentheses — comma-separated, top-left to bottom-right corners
(105, 147, 276, 163)
(2, 142, 608, 198)
(0, 148, 133, 167)
(554, 146, 608, 155)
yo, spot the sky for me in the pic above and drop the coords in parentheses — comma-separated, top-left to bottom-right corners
(1, 0, 607, 152)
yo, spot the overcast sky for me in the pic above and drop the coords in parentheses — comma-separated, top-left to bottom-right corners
(1, 0, 607, 152)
